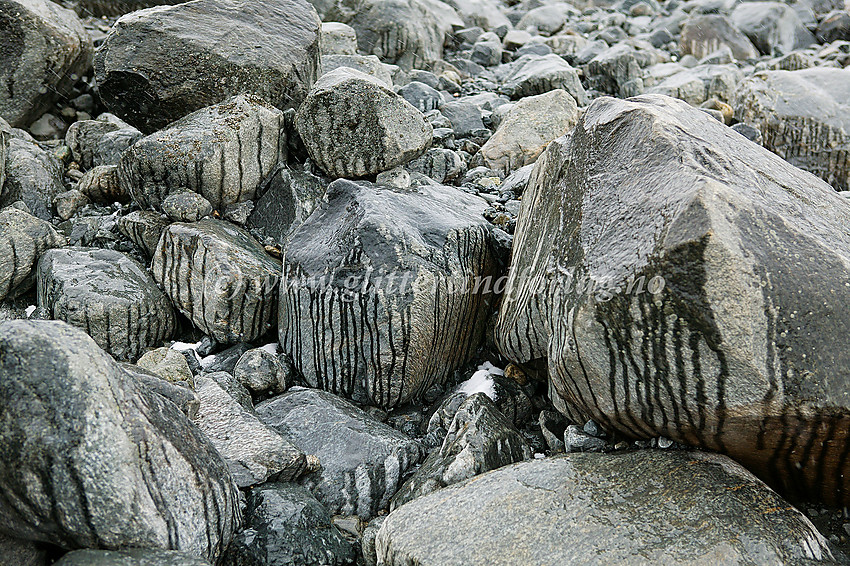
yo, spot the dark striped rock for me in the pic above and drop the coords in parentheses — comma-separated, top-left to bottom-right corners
(0, 207, 65, 301)
(0, 0, 93, 128)
(734, 68, 850, 191)
(0, 118, 9, 191)
(78, 165, 127, 204)
(65, 116, 142, 170)
(584, 44, 643, 98)
(405, 148, 465, 184)
(37, 248, 176, 361)
(152, 219, 281, 344)
(295, 68, 432, 179)
(0, 320, 241, 560)
(55, 549, 209, 566)
(246, 167, 328, 246)
(391, 393, 531, 509)
(1, 129, 64, 220)
(117, 210, 169, 258)
(0, 534, 48, 566)
(680, 14, 758, 61)
(256, 387, 423, 519)
(497, 54, 588, 104)
(496, 94, 850, 505)
(94, 0, 320, 133)
(279, 179, 498, 408)
(119, 95, 287, 211)
(221, 483, 356, 566)
(730, 1, 814, 55)
(377, 451, 836, 565)
(66, 0, 186, 17)
(193, 375, 306, 488)
(321, 54, 396, 87)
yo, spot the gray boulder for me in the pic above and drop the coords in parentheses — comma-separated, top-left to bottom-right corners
(152, 219, 281, 343)
(680, 14, 759, 60)
(221, 483, 356, 566)
(0, 534, 48, 566)
(117, 210, 169, 258)
(65, 116, 142, 170)
(37, 248, 176, 361)
(730, 1, 815, 55)
(278, 179, 498, 409)
(321, 54, 396, 87)
(78, 165, 127, 204)
(646, 63, 743, 105)
(0, 206, 65, 301)
(321, 22, 358, 56)
(55, 549, 210, 565)
(734, 68, 850, 191)
(0, 320, 241, 560)
(495, 94, 850, 506)
(256, 387, 423, 519)
(406, 148, 465, 184)
(295, 67, 432, 179)
(233, 347, 291, 396)
(0, 118, 9, 190)
(94, 0, 321, 133)
(498, 54, 588, 104)
(377, 451, 836, 565)
(246, 167, 327, 246)
(66, 0, 185, 16)
(0, 0, 93, 127)
(119, 95, 287, 211)
(1, 129, 64, 220)
(585, 44, 644, 98)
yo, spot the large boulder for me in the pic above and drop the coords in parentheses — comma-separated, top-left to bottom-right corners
(295, 68, 432, 179)
(679, 14, 759, 61)
(377, 451, 836, 565)
(119, 95, 287, 211)
(0, 0, 93, 127)
(1, 129, 65, 220)
(497, 54, 588, 104)
(0, 320, 241, 560)
(730, 1, 815, 55)
(94, 0, 321, 133)
(279, 179, 499, 408)
(67, 0, 185, 17)
(496, 94, 850, 506)
(734, 68, 850, 191)
(37, 248, 176, 361)
(152, 219, 281, 344)
(0, 206, 65, 302)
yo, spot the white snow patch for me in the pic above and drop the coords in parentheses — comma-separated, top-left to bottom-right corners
(457, 362, 503, 401)
(260, 343, 279, 355)
(200, 354, 217, 369)
(170, 341, 201, 352)
(478, 361, 504, 376)
(24, 305, 36, 318)
(534, 453, 546, 459)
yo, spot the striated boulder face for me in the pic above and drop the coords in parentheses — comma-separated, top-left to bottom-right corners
(0, 119, 9, 191)
(37, 248, 176, 361)
(68, 0, 186, 17)
(679, 14, 758, 61)
(0, 206, 66, 302)
(377, 451, 835, 565)
(734, 68, 850, 191)
(152, 219, 281, 344)
(94, 0, 320, 133)
(496, 94, 850, 505)
(0, 0, 93, 128)
(1, 129, 65, 220)
(0, 320, 241, 560)
(279, 179, 499, 409)
(120, 95, 287, 211)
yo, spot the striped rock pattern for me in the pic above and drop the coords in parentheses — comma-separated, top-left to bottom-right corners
(120, 95, 287, 211)
(0, 207, 66, 301)
(37, 248, 176, 361)
(734, 68, 850, 190)
(279, 179, 499, 409)
(117, 210, 169, 258)
(295, 68, 432, 179)
(496, 94, 850, 505)
(0, 320, 241, 560)
(2, 130, 65, 220)
(0, 118, 9, 191)
(152, 219, 281, 344)
(256, 387, 423, 519)
(65, 117, 142, 170)
(69, 0, 185, 16)
(679, 14, 758, 61)
(78, 165, 126, 203)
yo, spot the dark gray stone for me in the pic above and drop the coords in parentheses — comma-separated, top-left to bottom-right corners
(0, 534, 48, 566)
(0, 320, 241, 560)
(439, 101, 486, 138)
(398, 82, 444, 113)
(94, 0, 321, 133)
(585, 44, 644, 98)
(498, 54, 588, 104)
(122, 363, 200, 420)
(1, 129, 64, 220)
(55, 549, 210, 565)
(0, 118, 9, 191)
(377, 451, 837, 565)
(818, 11, 850, 43)
(405, 148, 466, 183)
(496, 94, 850, 506)
(233, 347, 291, 396)
(0, 206, 65, 301)
(278, 179, 498, 408)
(37, 248, 176, 361)
(116, 210, 168, 258)
(246, 167, 328, 246)
(77, 165, 126, 204)
(680, 14, 759, 60)
(65, 116, 142, 170)
(256, 387, 423, 519)
(731, 1, 815, 55)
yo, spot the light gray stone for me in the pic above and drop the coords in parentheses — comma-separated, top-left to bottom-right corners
(498, 54, 588, 104)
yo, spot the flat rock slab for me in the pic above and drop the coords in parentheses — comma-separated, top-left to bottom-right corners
(377, 451, 835, 565)
(38, 247, 176, 361)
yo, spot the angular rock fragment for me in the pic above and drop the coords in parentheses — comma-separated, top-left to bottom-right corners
(152, 219, 281, 344)
(405, 148, 465, 183)
(321, 22, 358, 56)
(0, 206, 65, 301)
(246, 167, 328, 245)
(55, 549, 210, 565)
(295, 68, 432, 179)
(124, 363, 199, 419)
(646, 63, 743, 105)
(498, 54, 588, 104)
(95, 0, 321, 133)
(233, 347, 291, 396)
(37, 248, 176, 361)
(730, 1, 814, 55)
(117, 210, 169, 258)
(0, 118, 9, 191)
(77, 165, 126, 204)
(680, 14, 758, 60)
(65, 116, 142, 170)
(70, 0, 185, 17)
(0, 320, 241, 560)
(321, 54, 396, 87)
(1, 129, 65, 220)
(0, 534, 48, 566)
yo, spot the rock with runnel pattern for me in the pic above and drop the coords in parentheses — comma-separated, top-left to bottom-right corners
(0, 206, 66, 302)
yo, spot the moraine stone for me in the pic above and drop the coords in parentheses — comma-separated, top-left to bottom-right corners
(1, 129, 64, 220)
(0, 320, 241, 560)
(0, 207, 65, 301)
(95, 0, 321, 133)
(68, 0, 186, 17)
(161, 192, 213, 222)
(278, 179, 498, 409)
(77, 164, 127, 204)
(818, 11, 850, 44)
(295, 67, 432, 179)
(136, 347, 194, 387)
(321, 22, 358, 55)
(496, 94, 850, 505)
(65, 116, 143, 170)
(37, 247, 176, 361)
(221, 483, 356, 566)
(124, 363, 199, 418)
(679, 14, 759, 61)
(398, 81, 444, 113)
(321, 54, 396, 87)
(470, 32, 503, 67)
(585, 44, 644, 98)
(193, 375, 306, 488)
(516, 3, 578, 35)
(233, 347, 291, 396)
(0, 118, 9, 191)
(53, 189, 89, 221)
(0, 0, 93, 128)
(376, 451, 836, 565)
(734, 68, 850, 191)
(54, 549, 210, 566)
(0, 534, 48, 566)
(152, 219, 281, 344)
(479, 89, 578, 175)
(119, 95, 287, 211)
(731, 1, 814, 55)
(405, 148, 466, 183)
(256, 387, 423, 519)
(439, 100, 486, 138)
(647, 63, 742, 105)
(246, 167, 327, 246)
(206, 370, 254, 412)
(391, 393, 531, 509)
(117, 210, 169, 258)
(498, 54, 588, 104)
(443, 0, 510, 31)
